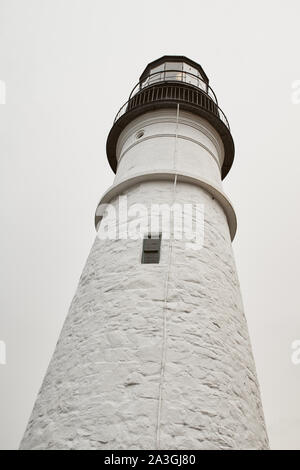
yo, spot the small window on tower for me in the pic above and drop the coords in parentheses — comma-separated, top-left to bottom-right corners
(141, 234, 161, 264)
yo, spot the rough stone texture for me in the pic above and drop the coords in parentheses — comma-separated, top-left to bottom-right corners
(20, 181, 269, 450)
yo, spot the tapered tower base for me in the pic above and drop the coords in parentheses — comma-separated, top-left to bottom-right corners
(21, 181, 268, 450)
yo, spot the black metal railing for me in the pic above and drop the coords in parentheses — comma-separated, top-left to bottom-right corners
(113, 70, 230, 130)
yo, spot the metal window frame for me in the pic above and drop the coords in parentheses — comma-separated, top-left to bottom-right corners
(141, 234, 162, 264)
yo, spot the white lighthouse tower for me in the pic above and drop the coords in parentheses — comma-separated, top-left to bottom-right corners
(21, 56, 269, 450)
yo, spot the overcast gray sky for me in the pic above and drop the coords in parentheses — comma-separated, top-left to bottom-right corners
(1, 0, 300, 450)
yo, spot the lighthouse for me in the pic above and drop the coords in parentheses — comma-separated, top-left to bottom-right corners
(21, 56, 269, 450)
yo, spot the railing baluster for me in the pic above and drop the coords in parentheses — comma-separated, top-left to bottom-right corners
(151, 87, 155, 103)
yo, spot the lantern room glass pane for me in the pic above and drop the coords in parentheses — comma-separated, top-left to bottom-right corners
(165, 62, 183, 82)
(183, 62, 207, 91)
(149, 64, 165, 85)
(165, 62, 183, 71)
(182, 62, 199, 87)
(140, 60, 208, 92)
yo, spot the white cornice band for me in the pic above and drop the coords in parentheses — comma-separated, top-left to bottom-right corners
(95, 171, 237, 240)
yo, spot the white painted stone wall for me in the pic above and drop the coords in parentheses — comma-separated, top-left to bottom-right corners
(115, 110, 224, 190)
(21, 108, 269, 450)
